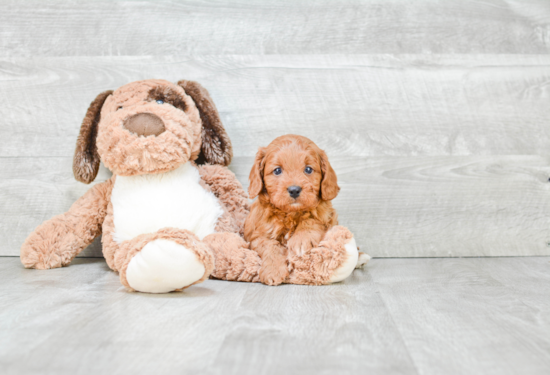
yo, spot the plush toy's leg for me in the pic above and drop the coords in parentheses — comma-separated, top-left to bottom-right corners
(114, 228, 214, 293)
(203, 232, 261, 282)
(21, 179, 113, 270)
(286, 225, 362, 285)
(21, 215, 90, 270)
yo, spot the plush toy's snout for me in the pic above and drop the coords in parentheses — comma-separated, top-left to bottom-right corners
(123, 113, 166, 137)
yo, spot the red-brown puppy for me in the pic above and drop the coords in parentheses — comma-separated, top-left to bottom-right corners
(244, 134, 342, 285)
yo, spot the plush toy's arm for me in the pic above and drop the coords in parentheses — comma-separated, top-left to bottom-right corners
(196, 163, 250, 235)
(21, 178, 114, 269)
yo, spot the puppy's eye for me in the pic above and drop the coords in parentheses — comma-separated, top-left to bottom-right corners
(273, 167, 282, 176)
(117, 106, 123, 110)
(156, 100, 164, 104)
(305, 166, 313, 174)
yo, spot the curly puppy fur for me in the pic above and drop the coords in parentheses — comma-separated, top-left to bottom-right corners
(245, 134, 356, 286)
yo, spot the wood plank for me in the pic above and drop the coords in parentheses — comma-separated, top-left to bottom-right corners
(1, 55, 550, 158)
(209, 269, 416, 375)
(1, 0, 549, 57)
(0, 257, 417, 375)
(3, 155, 550, 257)
(1, 257, 549, 374)
(0, 258, 249, 374)
(370, 257, 550, 375)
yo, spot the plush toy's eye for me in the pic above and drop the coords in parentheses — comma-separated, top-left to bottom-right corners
(156, 100, 164, 104)
(273, 167, 282, 176)
(305, 166, 313, 174)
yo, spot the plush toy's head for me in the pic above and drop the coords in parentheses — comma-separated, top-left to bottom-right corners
(73, 79, 232, 183)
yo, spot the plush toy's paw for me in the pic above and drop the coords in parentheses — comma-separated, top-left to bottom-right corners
(356, 252, 371, 268)
(116, 228, 214, 293)
(203, 232, 261, 283)
(21, 243, 64, 270)
(126, 239, 206, 293)
(20, 222, 81, 270)
(327, 232, 358, 284)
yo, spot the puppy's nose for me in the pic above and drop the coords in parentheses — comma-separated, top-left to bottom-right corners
(123, 113, 165, 137)
(287, 185, 302, 199)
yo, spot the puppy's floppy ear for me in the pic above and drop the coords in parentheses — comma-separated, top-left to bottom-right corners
(248, 147, 267, 199)
(73, 90, 112, 184)
(177, 80, 232, 166)
(319, 149, 340, 201)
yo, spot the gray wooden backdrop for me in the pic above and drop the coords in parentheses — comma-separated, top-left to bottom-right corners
(1, 0, 550, 257)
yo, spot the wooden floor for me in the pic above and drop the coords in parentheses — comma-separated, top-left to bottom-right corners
(1, 256, 549, 375)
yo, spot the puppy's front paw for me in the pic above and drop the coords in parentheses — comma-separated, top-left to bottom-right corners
(259, 258, 289, 286)
(287, 235, 316, 257)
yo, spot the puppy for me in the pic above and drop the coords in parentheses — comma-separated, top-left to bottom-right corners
(244, 134, 367, 286)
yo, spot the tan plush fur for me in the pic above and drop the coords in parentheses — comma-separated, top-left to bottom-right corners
(286, 225, 353, 285)
(197, 163, 250, 236)
(20, 79, 255, 292)
(204, 233, 261, 282)
(21, 178, 114, 269)
(96, 80, 203, 177)
(244, 135, 361, 285)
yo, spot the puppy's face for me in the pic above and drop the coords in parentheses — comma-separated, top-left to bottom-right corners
(249, 135, 339, 212)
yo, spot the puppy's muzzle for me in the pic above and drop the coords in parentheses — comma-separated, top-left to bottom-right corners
(288, 185, 302, 199)
(123, 113, 166, 137)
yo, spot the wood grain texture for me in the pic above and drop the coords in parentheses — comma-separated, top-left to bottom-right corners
(1, 0, 549, 57)
(0, 258, 416, 375)
(1, 55, 550, 158)
(1, 257, 549, 374)
(369, 257, 550, 375)
(3, 156, 550, 257)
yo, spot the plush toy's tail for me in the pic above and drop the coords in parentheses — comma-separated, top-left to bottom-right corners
(203, 233, 261, 282)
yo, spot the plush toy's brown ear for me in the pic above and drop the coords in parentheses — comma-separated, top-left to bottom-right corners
(319, 149, 340, 201)
(73, 90, 112, 184)
(177, 80, 232, 166)
(248, 147, 267, 199)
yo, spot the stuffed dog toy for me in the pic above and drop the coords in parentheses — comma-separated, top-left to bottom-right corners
(20, 79, 262, 293)
(244, 135, 370, 286)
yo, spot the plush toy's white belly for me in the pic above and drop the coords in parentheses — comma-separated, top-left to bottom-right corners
(111, 162, 223, 243)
